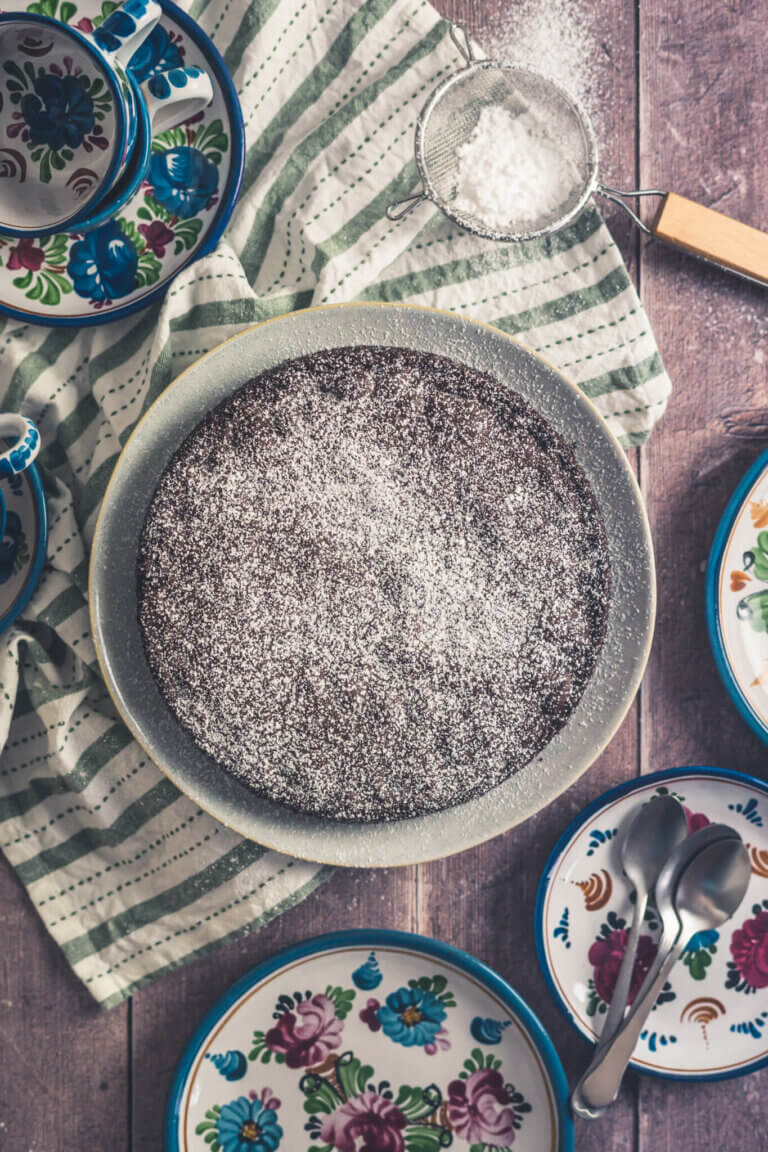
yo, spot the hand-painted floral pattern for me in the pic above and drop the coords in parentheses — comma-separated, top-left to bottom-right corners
(196, 1089, 283, 1152)
(4, 56, 112, 182)
(249, 986, 355, 1070)
(264, 994, 344, 1070)
(682, 929, 719, 980)
(727, 902, 768, 992)
(447, 1048, 531, 1149)
(587, 913, 657, 1008)
(319, 1089, 408, 1152)
(148, 144, 218, 217)
(128, 22, 184, 81)
(361, 975, 456, 1054)
(301, 1052, 449, 1152)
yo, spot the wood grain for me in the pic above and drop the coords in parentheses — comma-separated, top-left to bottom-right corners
(0, 862, 129, 1152)
(639, 0, 768, 1149)
(2, 0, 768, 1150)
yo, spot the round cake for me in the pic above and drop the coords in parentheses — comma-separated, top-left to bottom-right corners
(137, 346, 610, 822)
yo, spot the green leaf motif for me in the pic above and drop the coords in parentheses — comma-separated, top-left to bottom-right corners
(325, 984, 356, 1021)
(336, 1052, 373, 1100)
(174, 216, 204, 254)
(403, 1124, 452, 1151)
(248, 1028, 273, 1063)
(300, 1070, 342, 1116)
(392, 1084, 442, 1122)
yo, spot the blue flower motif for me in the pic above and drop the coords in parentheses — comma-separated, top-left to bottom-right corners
(377, 985, 446, 1048)
(67, 220, 138, 303)
(216, 1097, 282, 1152)
(21, 73, 94, 151)
(686, 929, 719, 952)
(149, 146, 218, 218)
(128, 25, 183, 83)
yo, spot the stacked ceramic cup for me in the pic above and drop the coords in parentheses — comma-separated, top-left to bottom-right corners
(0, 0, 213, 238)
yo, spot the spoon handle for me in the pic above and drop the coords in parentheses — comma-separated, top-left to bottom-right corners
(572, 937, 683, 1118)
(600, 890, 648, 1050)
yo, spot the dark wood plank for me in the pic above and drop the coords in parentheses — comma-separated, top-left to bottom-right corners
(0, 859, 129, 1152)
(130, 866, 416, 1149)
(639, 0, 768, 1147)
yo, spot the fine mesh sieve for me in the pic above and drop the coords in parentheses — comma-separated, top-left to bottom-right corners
(389, 24, 768, 288)
(388, 24, 602, 242)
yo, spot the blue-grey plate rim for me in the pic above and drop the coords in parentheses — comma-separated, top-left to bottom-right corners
(706, 444, 768, 746)
(0, 0, 245, 327)
(165, 927, 574, 1152)
(0, 458, 47, 634)
(534, 763, 768, 1082)
(89, 301, 655, 867)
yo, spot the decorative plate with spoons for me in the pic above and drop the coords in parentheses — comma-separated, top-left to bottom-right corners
(536, 766, 768, 1081)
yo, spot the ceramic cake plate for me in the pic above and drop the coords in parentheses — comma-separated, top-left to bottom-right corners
(166, 929, 573, 1152)
(536, 765, 768, 1081)
(89, 303, 655, 868)
(707, 444, 768, 744)
(0, 454, 47, 633)
(0, 0, 244, 325)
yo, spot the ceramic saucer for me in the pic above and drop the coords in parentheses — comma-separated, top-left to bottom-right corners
(707, 444, 768, 745)
(536, 765, 768, 1081)
(0, 454, 46, 633)
(167, 929, 573, 1152)
(0, 0, 244, 326)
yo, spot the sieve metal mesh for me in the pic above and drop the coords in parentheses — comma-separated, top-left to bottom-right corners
(415, 60, 599, 242)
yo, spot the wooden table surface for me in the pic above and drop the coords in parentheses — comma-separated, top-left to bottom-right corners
(2, 2, 767, 1149)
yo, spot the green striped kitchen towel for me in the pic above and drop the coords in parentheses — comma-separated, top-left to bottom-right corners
(0, 0, 670, 1007)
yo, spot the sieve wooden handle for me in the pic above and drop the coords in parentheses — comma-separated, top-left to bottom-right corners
(652, 192, 768, 285)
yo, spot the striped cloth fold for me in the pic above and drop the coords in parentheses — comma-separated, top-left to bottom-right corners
(0, 0, 670, 1007)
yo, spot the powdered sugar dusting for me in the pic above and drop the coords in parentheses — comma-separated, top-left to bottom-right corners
(137, 347, 610, 822)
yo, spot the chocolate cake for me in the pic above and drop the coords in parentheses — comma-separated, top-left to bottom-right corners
(137, 346, 610, 822)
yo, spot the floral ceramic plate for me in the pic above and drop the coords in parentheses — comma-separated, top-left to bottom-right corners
(536, 765, 768, 1081)
(0, 0, 244, 325)
(166, 930, 573, 1152)
(0, 453, 46, 633)
(707, 444, 768, 745)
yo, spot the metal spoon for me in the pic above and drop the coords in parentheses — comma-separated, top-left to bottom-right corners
(570, 795, 688, 1114)
(572, 828, 750, 1117)
(598, 796, 688, 1047)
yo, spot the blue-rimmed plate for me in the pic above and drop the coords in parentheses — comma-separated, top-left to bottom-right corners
(536, 765, 768, 1082)
(166, 929, 573, 1152)
(0, 455, 46, 633)
(0, 0, 244, 326)
(707, 444, 768, 745)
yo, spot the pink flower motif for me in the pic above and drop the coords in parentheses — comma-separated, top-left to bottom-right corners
(138, 219, 175, 257)
(424, 1026, 450, 1055)
(683, 805, 710, 832)
(731, 909, 768, 989)
(447, 1068, 517, 1146)
(588, 929, 657, 1006)
(75, 17, 94, 31)
(7, 237, 44, 272)
(248, 1085, 281, 1110)
(320, 1090, 408, 1152)
(264, 993, 343, 1069)
(360, 997, 382, 1031)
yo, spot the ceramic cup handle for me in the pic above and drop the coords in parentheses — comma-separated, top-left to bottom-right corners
(142, 66, 214, 135)
(90, 0, 162, 71)
(0, 414, 40, 480)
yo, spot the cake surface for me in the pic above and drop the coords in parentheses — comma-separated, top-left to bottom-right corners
(137, 346, 610, 822)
